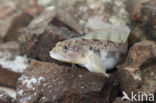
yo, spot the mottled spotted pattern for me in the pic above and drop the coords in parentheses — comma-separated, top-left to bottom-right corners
(58, 38, 127, 58)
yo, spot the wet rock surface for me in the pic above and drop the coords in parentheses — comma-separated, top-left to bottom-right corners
(117, 40, 156, 96)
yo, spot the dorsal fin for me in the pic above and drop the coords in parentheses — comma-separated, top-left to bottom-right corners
(83, 26, 131, 43)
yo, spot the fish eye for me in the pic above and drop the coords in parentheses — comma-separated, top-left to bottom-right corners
(63, 46, 68, 50)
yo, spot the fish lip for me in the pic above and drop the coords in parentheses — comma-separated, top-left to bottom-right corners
(49, 50, 55, 58)
(49, 50, 53, 53)
(49, 50, 53, 55)
(49, 50, 63, 61)
(49, 50, 54, 54)
(49, 51, 74, 63)
(49, 52, 57, 60)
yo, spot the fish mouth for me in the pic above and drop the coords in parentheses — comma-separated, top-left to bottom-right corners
(49, 50, 79, 64)
(49, 50, 59, 60)
(49, 50, 67, 61)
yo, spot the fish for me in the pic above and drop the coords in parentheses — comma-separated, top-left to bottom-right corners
(49, 38, 127, 77)
(49, 27, 130, 77)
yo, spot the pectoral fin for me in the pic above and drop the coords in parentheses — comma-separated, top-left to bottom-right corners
(88, 51, 110, 77)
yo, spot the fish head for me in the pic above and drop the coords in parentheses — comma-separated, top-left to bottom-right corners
(49, 39, 86, 64)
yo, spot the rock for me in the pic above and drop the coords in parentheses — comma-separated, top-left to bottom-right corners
(19, 6, 81, 62)
(0, 41, 19, 55)
(35, 0, 130, 34)
(0, 41, 29, 73)
(53, 0, 130, 33)
(19, 23, 80, 62)
(51, 9, 83, 34)
(113, 97, 131, 103)
(0, 1, 19, 39)
(0, 66, 21, 88)
(0, 0, 34, 41)
(29, 6, 80, 33)
(17, 60, 120, 103)
(0, 90, 16, 103)
(28, 6, 55, 28)
(3, 12, 33, 42)
(50, 15, 80, 33)
(57, 73, 120, 103)
(117, 40, 156, 98)
(128, 1, 156, 46)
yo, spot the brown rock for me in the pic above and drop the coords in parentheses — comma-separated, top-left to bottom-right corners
(57, 73, 120, 103)
(0, 66, 21, 89)
(19, 9, 82, 62)
(17, 60, 120, 103)
(128, 1, 156, 46)
(0, 0, 33, 41)
(3, 12, 33, 42)
(19, 23, 80, 62)
(113, 97, 131, 103)
(0, 3, 19, 40)
(50, 16, 79, 33)
(117, 40, 156, 99)
(50, 9, 83, 34)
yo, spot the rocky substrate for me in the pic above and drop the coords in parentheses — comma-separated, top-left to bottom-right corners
(0, 0, 155, 103)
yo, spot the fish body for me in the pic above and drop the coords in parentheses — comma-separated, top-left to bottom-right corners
(50, 38, 127, 77)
